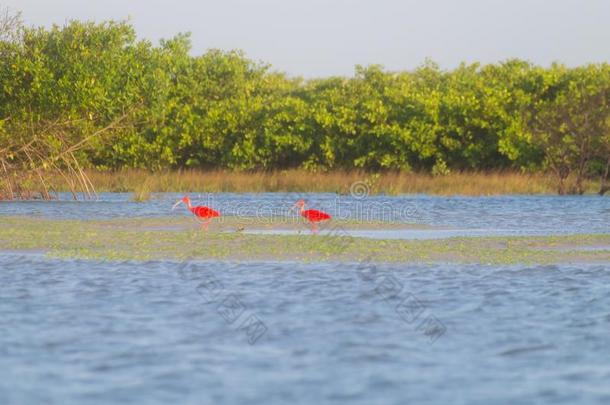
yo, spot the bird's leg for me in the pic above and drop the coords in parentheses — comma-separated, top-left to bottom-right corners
(311, 222, 318, 234)
(201, 219, 211, 231)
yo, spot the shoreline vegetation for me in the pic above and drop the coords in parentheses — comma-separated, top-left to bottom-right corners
(1, 216, 609, 264)
(46, 169, 601, 196)
(0, 11, 609, 200)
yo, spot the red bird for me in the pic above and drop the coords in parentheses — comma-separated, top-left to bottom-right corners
(172, 196, 220, 230)
(291, 199, 331, 233)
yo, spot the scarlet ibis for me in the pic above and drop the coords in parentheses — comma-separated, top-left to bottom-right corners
(291, 199, 331, 233)
(172, 196, 220, 230)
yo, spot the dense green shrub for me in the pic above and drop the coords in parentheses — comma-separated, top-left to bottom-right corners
(1, 18, 608, 193)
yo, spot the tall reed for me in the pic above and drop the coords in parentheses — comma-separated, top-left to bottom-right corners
(42, 169, 600, 196)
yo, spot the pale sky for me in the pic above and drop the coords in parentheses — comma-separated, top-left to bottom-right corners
(4, 0, 610, 77)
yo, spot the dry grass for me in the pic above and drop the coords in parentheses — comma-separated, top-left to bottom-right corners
(130, 178, 152, 202)
(39, 169, 600, 196)
(0, 112, 133, 201)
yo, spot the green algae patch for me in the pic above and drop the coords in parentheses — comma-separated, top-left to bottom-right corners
(1, 216, 609, 264)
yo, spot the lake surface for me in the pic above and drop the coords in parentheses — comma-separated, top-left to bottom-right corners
(1, 193, 610, 404)
(2, 192, 610, 235)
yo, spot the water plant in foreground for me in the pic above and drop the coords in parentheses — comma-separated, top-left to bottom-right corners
(1, 216, 609, 265)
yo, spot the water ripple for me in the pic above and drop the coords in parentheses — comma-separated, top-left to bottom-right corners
(1, 255, 610, 403)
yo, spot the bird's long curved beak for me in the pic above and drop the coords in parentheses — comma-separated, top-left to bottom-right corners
(171, 200, 182, 210)
(288, 203, 297, 213)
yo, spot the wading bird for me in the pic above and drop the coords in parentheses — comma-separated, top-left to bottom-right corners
(291, 199, 331, 233)
(172, 196, 220, 230)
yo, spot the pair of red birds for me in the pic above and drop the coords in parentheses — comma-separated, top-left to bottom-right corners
(172, 196, 331, 232)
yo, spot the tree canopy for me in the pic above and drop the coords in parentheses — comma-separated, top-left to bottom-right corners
(1, 18, 609, 195)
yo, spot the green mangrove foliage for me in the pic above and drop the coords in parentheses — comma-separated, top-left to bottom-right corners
(0, 16, 609, 195)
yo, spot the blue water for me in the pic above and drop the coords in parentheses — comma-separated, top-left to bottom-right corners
(2, 192, 610, 235)
(1, 193, 610, 404)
